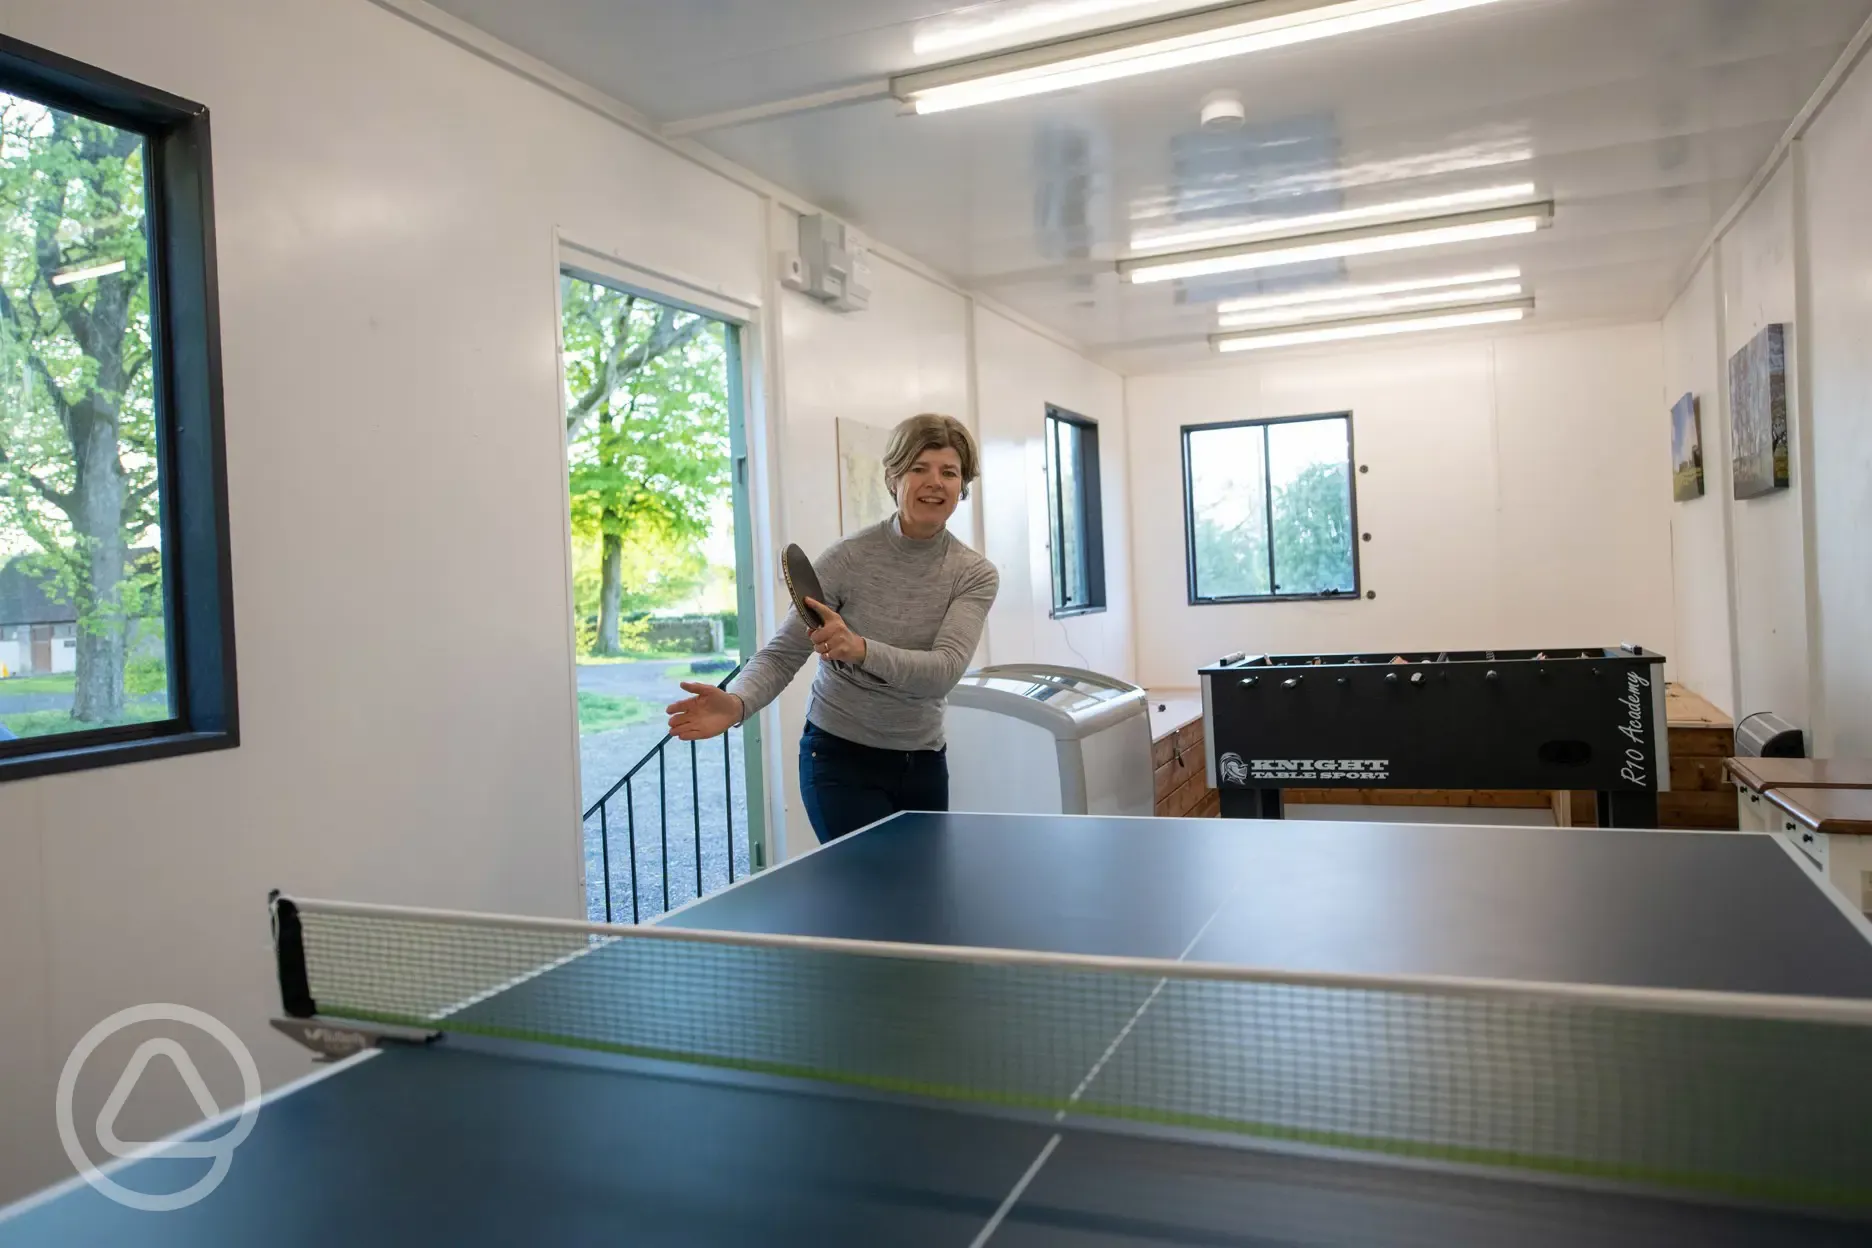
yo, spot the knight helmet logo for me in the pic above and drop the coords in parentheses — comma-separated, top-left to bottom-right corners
(1219, 753, 1250, 786)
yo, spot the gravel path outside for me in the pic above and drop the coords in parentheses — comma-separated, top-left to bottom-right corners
(577, 657, 733, 702)
(578, 657, 752, 924)
(0, 691, 85, 714)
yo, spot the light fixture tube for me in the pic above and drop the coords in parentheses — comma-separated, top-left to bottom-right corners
(1215, 267, 1521, 315)
(1122, 200, 1552, 285)
(1217, 282, 1525, 328)
(1211, 298, 1533, 352)
(1133, 183, 1536, 252)
(894, 0, 1518, 115)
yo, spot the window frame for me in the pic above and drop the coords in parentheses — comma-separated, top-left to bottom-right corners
(1180, 411, 1363, 608)
(0, 34, 238, 783)
(1043, 404, 1106, 619)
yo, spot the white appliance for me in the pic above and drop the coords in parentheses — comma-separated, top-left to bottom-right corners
(945, 665, 1154, 817)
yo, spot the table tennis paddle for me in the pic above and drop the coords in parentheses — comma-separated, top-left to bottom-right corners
(782, 544, 826, 629)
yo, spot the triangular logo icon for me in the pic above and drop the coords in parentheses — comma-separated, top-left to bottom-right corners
(94, 1039, 223, 1161)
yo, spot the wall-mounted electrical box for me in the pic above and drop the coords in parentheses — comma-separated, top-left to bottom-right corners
(779, 213, 871, 312)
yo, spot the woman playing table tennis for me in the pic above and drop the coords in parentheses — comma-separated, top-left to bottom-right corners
(666, 413, 999, 843)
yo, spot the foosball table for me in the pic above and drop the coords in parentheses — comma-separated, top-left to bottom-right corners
(1200, 646, 1669, 829)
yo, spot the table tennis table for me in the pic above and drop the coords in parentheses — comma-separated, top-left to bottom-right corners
(6, 811, 1872, 1246)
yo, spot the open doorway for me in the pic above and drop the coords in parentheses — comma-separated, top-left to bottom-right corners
(559, 268, 763, 922)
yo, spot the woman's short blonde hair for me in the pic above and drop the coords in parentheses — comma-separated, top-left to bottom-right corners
(883, 413, 980, 500)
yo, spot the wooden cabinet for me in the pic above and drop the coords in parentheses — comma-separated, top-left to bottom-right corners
(1150, 701, 1218, 819)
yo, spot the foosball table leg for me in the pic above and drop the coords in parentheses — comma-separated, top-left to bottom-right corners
(1598, 790, 1660, 829)
(1221, 788, 1286, 820)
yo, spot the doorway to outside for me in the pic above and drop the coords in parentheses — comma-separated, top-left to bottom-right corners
(559, 268, 763, 923)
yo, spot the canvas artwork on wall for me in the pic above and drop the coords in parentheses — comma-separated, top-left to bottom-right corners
(835, 418, 896, 535)
(1670, 393, 1704, 501)
(1728, 322, 1789, 499)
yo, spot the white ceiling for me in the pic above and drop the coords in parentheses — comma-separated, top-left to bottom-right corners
(426, 0, 1872, 367)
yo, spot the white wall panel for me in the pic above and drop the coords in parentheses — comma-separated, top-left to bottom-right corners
(1126, 325, 1672, 688)
(1659, 258, 1736, 713)
(973, 306, 1133, 685)
(1802, 62, 1872, 756)
(1719, 163, 1810, 728)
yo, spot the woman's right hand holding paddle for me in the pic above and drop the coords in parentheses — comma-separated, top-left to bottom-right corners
(667, 683, 743, 742)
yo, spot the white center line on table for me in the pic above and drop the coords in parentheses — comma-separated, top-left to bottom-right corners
(968, 887, 1243, 1247)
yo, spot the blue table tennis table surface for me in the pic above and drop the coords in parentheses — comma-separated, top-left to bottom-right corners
(7, 811, 1872, 1247)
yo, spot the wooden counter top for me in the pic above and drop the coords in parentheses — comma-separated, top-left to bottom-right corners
(1146, 689, 1203, 742)
(1665, 684, 1730, 729)
(1725, 757, 1872, 794)
(1766, 786, 1872, 837)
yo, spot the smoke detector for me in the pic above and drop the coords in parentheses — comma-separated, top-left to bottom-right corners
(1200, 91, 1246, 130)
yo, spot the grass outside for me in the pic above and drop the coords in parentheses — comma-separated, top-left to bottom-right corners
(1, 659, 167, 698)
(578, 692, 658, 735)
(1, 703, 171, 738)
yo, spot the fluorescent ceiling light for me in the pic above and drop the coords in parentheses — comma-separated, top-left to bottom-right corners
(1212, 299, 1533, 353)
(1123, 201, 1553, 285)
(1216, 267, 1521, 315)
(913, 0, 1197, 56)
(1218, 282, 1525, 328)
(894, 0, 1518, 115)
(50, 260, 127, 286)
(1132, 183, 1536, 252)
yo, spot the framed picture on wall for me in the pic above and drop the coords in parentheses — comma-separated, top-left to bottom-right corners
(835, 418, 896, 535)
(1670, 393, 1704, 501)
(1728, 323, 1789, 499)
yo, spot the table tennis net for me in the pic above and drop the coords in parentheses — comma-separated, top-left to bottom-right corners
(273, 896, 1872, 1213)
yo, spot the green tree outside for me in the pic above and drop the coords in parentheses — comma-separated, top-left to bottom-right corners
(1192, 457, 1352, 600)
(560, 277, 732, 656)
(0, 93, 164, 726)
(1192, 513, 1271, 599)
(1271, 461, 1354, 595)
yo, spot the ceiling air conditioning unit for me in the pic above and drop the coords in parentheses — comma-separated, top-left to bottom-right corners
(782, 213, 871, 313)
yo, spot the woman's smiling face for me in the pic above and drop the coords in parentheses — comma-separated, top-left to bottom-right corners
(896, 446, 963, 536)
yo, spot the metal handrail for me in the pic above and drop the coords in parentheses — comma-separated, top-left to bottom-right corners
(583, 663, 747, 924)
(581, 663, 745, 821)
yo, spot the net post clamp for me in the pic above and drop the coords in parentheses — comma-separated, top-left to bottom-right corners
(269, 1016, 439, 1063)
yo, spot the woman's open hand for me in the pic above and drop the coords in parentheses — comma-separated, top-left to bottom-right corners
(666, 682, 743, 742)
(806, 599, 866, 664)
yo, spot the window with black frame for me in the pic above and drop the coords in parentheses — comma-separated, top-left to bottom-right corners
(1044, 405, 1105, 617)
(1182, 413, 1359, 605)
(0, 34, 236, 780)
